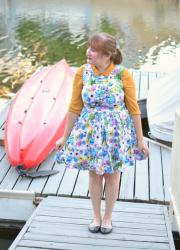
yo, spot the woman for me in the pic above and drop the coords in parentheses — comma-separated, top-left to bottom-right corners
(55, 32, 149, 234)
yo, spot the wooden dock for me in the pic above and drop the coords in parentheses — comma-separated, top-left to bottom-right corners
(0, 69, 172, 223)
(0, 139, 171, 203)
(8, 196, 175, 250)
(0, 69, 176, 249)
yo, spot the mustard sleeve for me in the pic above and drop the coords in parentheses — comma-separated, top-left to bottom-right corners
(68, 66, 84, 115)
(122, 69, 141, 115)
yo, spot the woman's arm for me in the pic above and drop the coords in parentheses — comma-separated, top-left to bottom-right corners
(132, 114, 143, 142)
(122, 69, 149, 158)
(132, 114, 149, 158)
(55, 112, 78, 150)
(55, 66, 84, 150)
(63, 112, 79, 139)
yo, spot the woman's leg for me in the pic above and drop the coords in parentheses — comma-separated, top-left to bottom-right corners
(89, 171, 103, 226)
(102, 172, 121, 228)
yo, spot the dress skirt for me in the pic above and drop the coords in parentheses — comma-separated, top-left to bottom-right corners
(55, 64, 145, 175)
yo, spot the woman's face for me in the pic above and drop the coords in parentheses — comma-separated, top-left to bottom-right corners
(86, 47, 110, 66)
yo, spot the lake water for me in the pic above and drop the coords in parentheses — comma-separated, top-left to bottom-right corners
(0, 0, 180, 99)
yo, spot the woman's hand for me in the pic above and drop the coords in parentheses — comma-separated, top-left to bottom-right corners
(55, 136, 68, 151)
(138, 139, 149, 159)
(55, 112, 79, 151)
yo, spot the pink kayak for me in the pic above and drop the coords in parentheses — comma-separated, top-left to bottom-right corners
(5, 59, 75, 169)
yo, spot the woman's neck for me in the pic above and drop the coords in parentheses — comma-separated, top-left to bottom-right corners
(95, 60, 112, 73)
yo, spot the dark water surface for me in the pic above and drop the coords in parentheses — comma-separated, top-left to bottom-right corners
(0, 0, 180, 99)
(0, 228, 20, 250)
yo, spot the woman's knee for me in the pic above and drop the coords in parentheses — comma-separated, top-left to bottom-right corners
(104, 172, 120, 183)
(89, 171, 103, 182)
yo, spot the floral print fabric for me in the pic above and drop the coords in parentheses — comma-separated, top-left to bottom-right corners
(55, 64, 144, 175)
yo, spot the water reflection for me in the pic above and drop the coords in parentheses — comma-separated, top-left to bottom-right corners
(0, 0, 180, 99)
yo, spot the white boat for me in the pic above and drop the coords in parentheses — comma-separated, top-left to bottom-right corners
(147, 67, 180, 142)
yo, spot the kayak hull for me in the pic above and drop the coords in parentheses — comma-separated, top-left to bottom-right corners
(5, 59, 75, 169)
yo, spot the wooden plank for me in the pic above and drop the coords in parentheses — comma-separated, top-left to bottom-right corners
(139, 71, 149, 99)
(0, 146, 6, 160)
(36, 209, 165, 225)
(72, 170, 89, 197)
(40, 206, 165, 222)
(24, 229, 169, 243)
(149, 143, 164, 202)
(0, 122, 5, 132)
(28, 152, 56, 194)
(41, 203, 164, 216)
(0, 158, 20, 189)
(19, 234, 170, 249)
(39, 196, 165, 212)
(134, 158, 149, 201)
(0, 189, 35, 200)
(15, 246, 144, 250)
(0, 153, 11, 184)
(131, 70, 141, 99)
(33, 215, 166, 231)
(57, 167, 79, 196)
(0, 127, 5, 146)
(42, 162, 66, 195)
(38, 205, 165, 220)
(161, 147, 171, 202)
(0, 143, 21, 191)
(13, 174, 34, 191)
(119, 165, 135, 200)
(16, 240, 158, 250)
(38, 208, 164, 225)
(43, 196, 165, 212)
(30, 221, 167, 236)
(31, 220, 169, 241)
(163, 206, 176, 250)
(38, 201, 165, 217)
(16, 248, 52, 250)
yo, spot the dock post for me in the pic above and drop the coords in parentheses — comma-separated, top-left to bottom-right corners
(169, 109, 180, 234)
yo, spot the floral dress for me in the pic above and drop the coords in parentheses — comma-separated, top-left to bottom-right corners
(55, 64, 144, 175)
